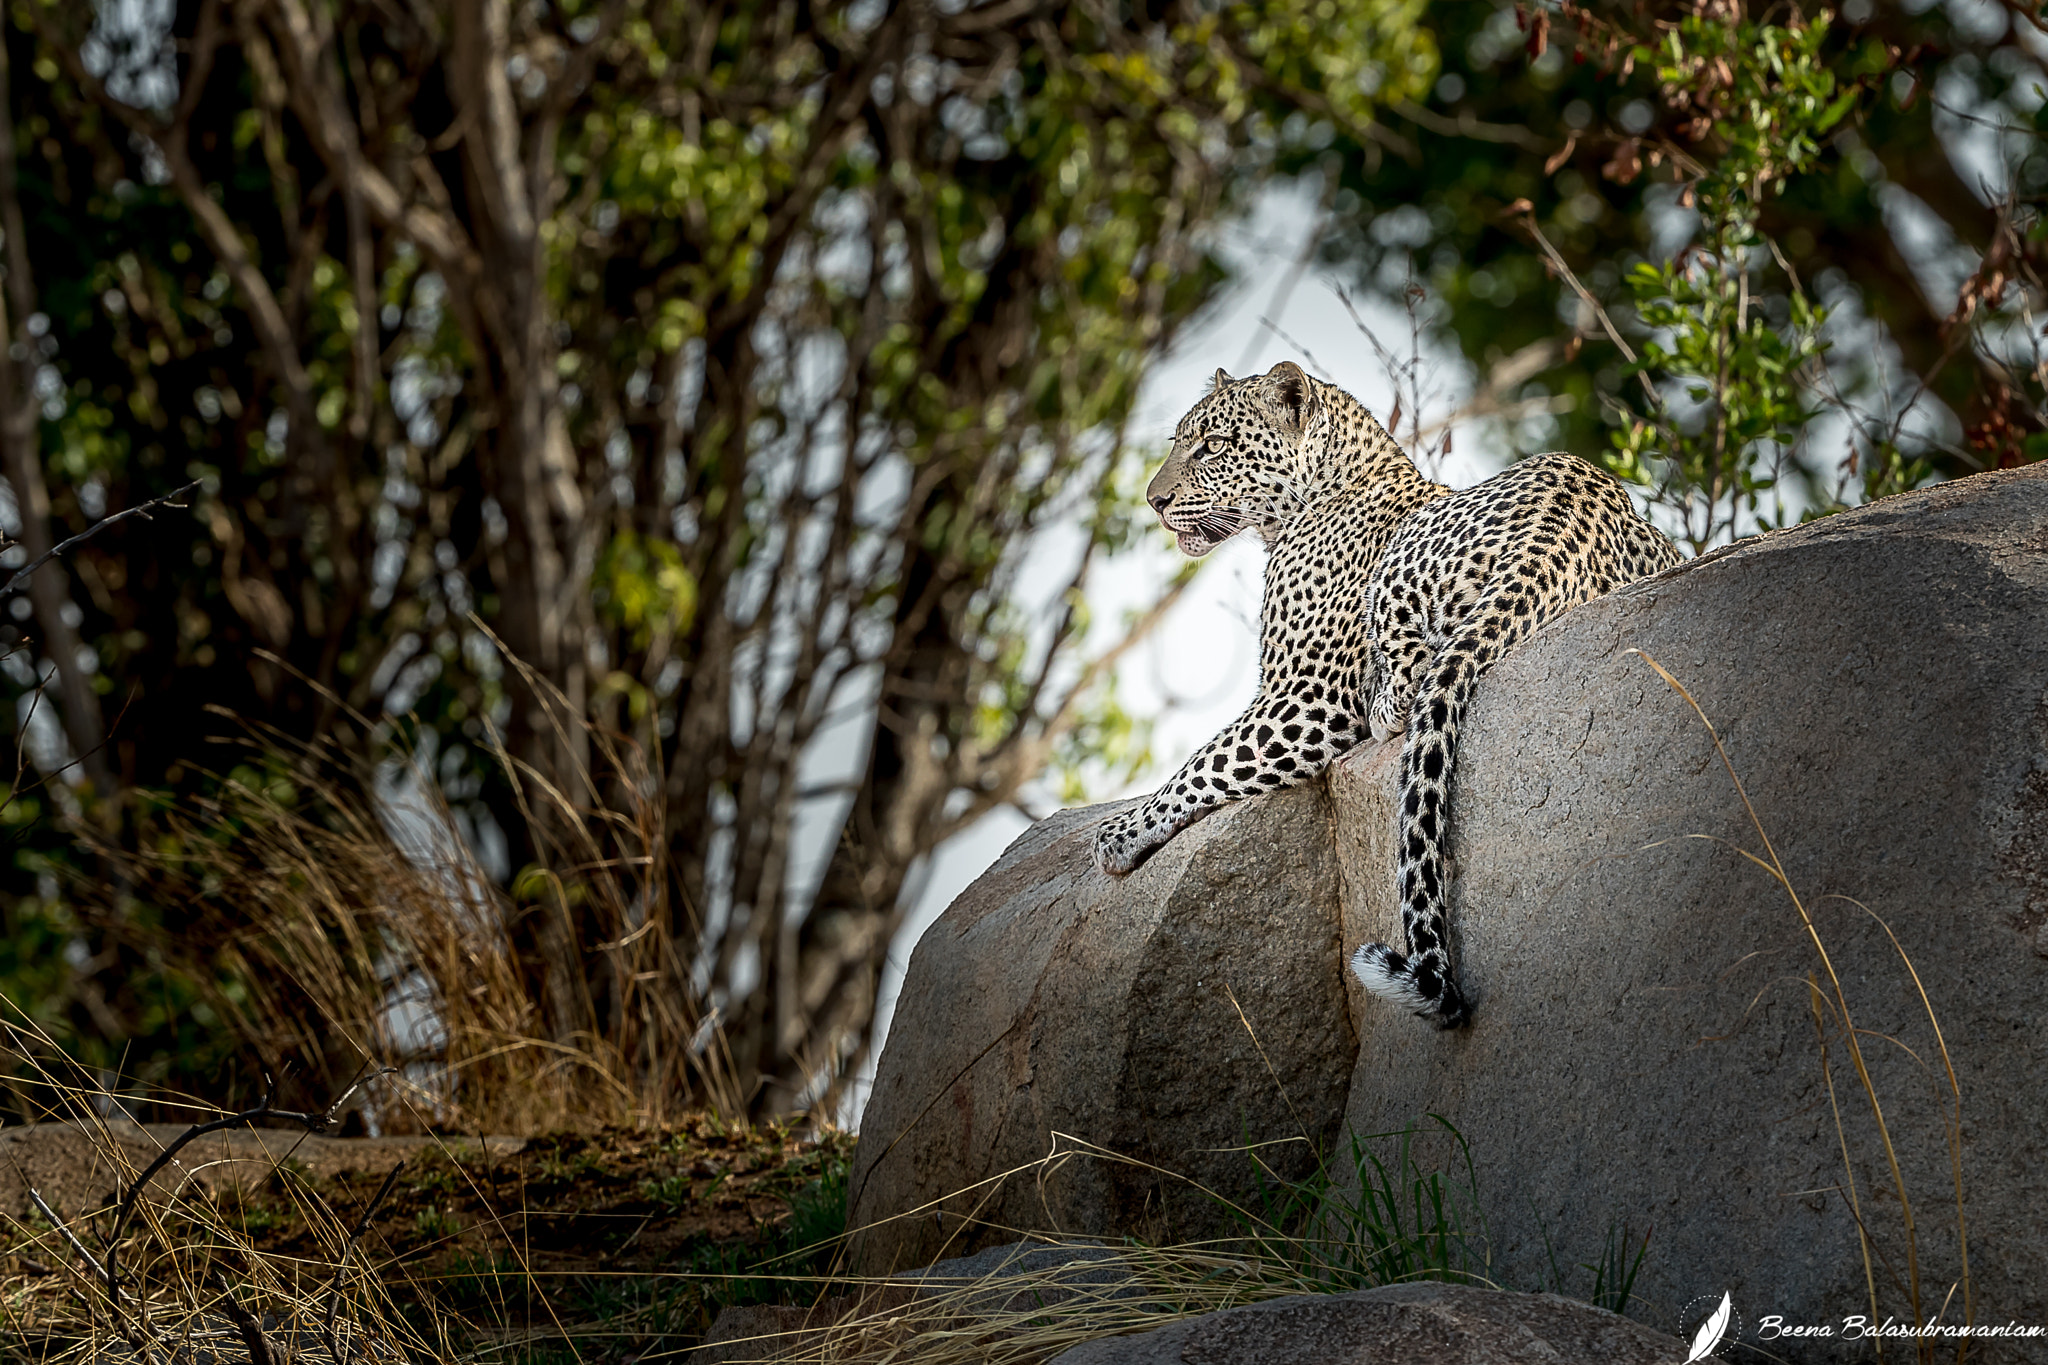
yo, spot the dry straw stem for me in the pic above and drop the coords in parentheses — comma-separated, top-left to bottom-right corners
(1631, 649, 1970, 1361)
(1807, 973, 1884, 1353)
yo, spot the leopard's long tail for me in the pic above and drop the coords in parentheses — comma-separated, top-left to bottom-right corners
(1351, 512, 1679, 1027)
(1349, 610, 1515, 1028)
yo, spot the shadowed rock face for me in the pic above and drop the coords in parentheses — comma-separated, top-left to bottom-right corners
(846, 782, 1357, 1276)
(852, 464, 2048, 1359)
(1336, 462, 2048, 1356)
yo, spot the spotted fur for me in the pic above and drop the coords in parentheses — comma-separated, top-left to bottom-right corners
(1094, 360, 1680, 1028)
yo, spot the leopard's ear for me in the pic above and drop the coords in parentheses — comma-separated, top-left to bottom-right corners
(1211, 367, 1233, 393)
(1263, 359, 1318, 437)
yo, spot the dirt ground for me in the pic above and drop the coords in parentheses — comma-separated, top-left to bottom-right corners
(0, 1121, 526, 1224)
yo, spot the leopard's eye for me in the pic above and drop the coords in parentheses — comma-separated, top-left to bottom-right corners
(1203, 434, 1228, 455)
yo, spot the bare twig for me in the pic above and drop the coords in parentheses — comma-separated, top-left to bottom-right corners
(27, 1188, 108, 1284)
(322, 1158, 406, 1365)
(1328, 280, 1461, 473)
(0, 481, 201, 602)
(28, 1185, 159, 1355)
(1505, 203, 1654, 397)
(102, 1072, 331, 1309)
(1252, 318, 1333, 382)
(214, 1275, 277, 1365)
(1388, 98, 1549, 150)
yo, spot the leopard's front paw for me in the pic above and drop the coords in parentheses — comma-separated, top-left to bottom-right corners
(1369, 690, 1408, 745)
(1094, 809, 1165, 877)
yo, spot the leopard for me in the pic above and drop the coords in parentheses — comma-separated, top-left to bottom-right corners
(1093, 360, 1681, 1028)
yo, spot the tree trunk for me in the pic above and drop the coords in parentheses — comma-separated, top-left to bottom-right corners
(0, 32, 111, 800)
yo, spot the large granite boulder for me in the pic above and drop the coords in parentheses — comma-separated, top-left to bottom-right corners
(1334, 463, 2048, 1354)
(852, 464, 2048, 1357)
(847, 783, 1356, 1274)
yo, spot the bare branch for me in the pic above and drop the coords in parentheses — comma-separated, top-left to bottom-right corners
(214, 1278, 277, 1365)
(103, 1073, 332, 1309)
(264, 0, 484, 291)
(1388, 98, 1550, 151)
(322, 1158, 406, 1365)
(0, 482, 201, 602)
(1507, 201, 1648, 378)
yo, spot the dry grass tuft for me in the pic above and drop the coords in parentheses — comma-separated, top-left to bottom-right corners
(0, 1020, 426, 1364)
(670, 1125, 1499, 1365)
(84, 670, 742, 1137)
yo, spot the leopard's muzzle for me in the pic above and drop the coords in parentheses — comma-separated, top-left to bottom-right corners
(1159, 505, 1249, 557)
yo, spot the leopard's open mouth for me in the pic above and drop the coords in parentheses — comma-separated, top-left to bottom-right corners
(1163, 509, 1246, 557)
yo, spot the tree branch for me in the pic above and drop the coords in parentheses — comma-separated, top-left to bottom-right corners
(0, 482, 202, 602)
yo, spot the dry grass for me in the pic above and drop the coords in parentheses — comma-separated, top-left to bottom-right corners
(644, 1104, 1510, 1365)
(480, 1125, 1498, 1365)
(671, 1242, 1306, 1365)
(0, 1023, 428, 1364)
(0, 1023, 861, 1363)
(0, 1044, 1496, 1365)
(0, 668, 784, 1358)
(83, 662, 742, 1137)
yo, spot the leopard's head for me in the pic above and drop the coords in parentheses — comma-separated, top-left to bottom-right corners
(1145, 360, 1324, 557)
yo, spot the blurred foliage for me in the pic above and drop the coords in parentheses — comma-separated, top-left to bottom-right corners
(1590, 7, 1856, 548)
(1310, 0, 2048, 523)
(0, 0, 1434, 1117)
(1610, 257, 1833, 549)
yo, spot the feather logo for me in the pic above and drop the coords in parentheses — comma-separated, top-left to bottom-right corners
(1682, 1292, 1733, 1363)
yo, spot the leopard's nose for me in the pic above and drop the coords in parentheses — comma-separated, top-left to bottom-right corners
(1147, 493, 1170, 514)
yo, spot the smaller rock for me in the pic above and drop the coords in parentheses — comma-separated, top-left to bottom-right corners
(1044, 1283, 1686, 1365)
(689, 1300, 864, 1365)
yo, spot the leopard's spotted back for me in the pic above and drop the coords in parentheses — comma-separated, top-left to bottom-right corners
(1095, 360, 1681, 1028)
